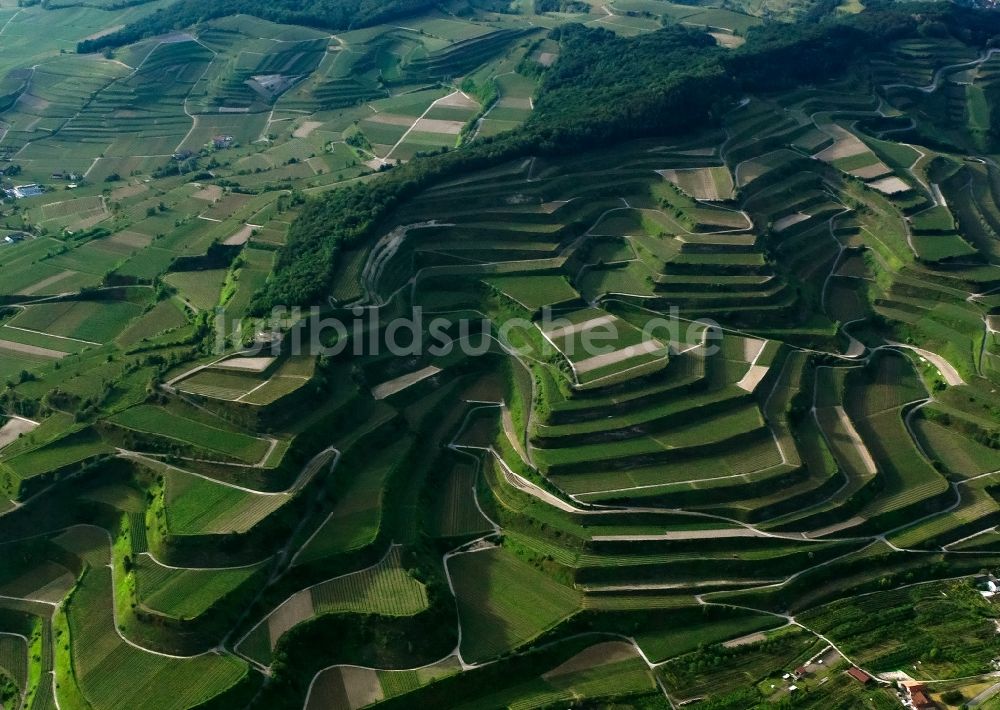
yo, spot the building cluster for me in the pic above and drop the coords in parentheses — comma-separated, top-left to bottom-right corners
(847, 668, 939, 708)
(899, 681, 936, 710)
(3, 183, 42, 199)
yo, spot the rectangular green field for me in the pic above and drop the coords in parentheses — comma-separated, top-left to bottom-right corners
(449, 547, 581, 663)
(109, 405, 269, 463)
(10, 300, 142, 343)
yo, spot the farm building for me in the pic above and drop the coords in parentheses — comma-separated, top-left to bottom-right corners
(213, 135, 235, 149)
(4, 232, 26, 243)
(7, 183, 43, 199)
(846, 667, 871, 684)
(901, 683, 936, 709)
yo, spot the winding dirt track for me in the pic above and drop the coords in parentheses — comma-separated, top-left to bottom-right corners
(887, 341, 965, 386)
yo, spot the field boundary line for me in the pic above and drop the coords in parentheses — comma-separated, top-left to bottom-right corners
(0, 9, 22, 37)
(2, 326, 99, 346)
(235, 541, 401, 669)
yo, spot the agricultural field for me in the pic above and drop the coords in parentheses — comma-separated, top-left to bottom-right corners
(65, 566, 250, 709)
(134, 555, 267, 620)
(108, 404, 273, 464)
(798, 580, 1000, 678)
(161, 469, 289, 535)
(448, 547, 581, 662)
(0, 1, 1000, 709)
(293, 437, 414, 565)
(238, 546, 428, 665)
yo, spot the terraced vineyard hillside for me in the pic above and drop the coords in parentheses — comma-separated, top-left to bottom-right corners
(2, 0, 1000, 708)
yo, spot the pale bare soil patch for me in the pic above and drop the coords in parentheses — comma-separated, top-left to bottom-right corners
(710, 32, 745, 48)
(573, 340, 665, 375)
(340, 667, 384, 709)
(814, 126, 870, 161)
(543, 641, 637, 679)
(742, 337, 767, 361)
(293, 121, 323, 138)
(724, 632, 768, 648)
(657, 167, 733, 201)
(305, 671, 350, 710)
(412, 118, 465, 135)
(18, 270, 76, 296)
(497, 458, 578, 513)
(436, 92, 478, 109)
(805, 515, 867, 538)
(0, 416, 37, 449)
(371, 365, 441, 400)
(737, 365, 770, 392)
(306, 666, 385, 710)
(543, 315, 616, 341)
(833, 405, 878, 474)
(268, 591, 314, 648)
(869, 176, 911, 194)
(0, 339, 67, 359)
(223, 224, 254, 246)
(502, 406, 529, 463)
(773, 212, 811, 232)
(216, 356, 275, 372)
(193, 185, 223, 202)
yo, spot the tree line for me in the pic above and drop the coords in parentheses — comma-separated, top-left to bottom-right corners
(76, 0, 439, 53)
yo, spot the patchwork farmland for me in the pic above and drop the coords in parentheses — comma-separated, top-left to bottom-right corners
(0, 1, 999, 709)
